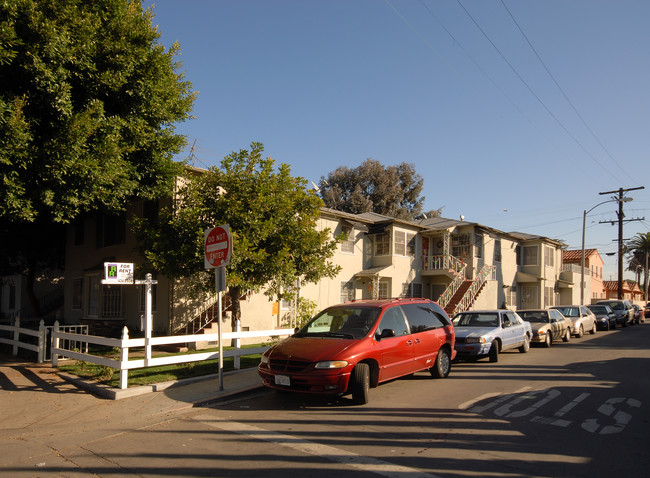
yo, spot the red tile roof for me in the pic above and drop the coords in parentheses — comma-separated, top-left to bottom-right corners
(563, 249, 598, 262)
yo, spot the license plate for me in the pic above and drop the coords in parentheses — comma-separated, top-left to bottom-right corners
(274, 374, 291, 386)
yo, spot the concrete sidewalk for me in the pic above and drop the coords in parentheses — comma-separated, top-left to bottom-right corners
(0, 353, 265, 407)
(59, 366, 265, 404)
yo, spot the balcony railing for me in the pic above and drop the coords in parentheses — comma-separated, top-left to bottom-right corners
(422, 254, 466, 275)
(562, 264, 592, 276)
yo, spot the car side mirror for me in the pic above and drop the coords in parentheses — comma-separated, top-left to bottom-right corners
(376, 329, 396, 340)
(294, 327, 300, 334)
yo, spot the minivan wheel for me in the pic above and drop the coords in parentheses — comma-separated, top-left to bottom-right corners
(488, 342, 499, 363)
(430, 348, 451, 378)
(351, 363, 370, 405)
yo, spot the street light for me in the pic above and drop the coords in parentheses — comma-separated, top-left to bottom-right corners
(581, 197, 633, 304)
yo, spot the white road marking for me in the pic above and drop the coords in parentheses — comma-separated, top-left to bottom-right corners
(462, 386, 531, 413)
(200, 417, 442, 478)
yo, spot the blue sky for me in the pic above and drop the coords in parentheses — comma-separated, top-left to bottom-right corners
(144, 0, 649, 281)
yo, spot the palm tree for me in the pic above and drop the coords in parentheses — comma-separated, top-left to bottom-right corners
(626, 232, 650, 301)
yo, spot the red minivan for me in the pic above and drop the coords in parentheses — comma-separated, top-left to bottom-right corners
(258, 298, 455, 404)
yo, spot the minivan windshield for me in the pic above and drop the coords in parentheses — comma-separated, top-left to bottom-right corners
(295, 306, 381, 339)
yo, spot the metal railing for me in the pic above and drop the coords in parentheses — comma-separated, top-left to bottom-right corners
(438, 259, 468, 310)
(452, 264, 496, 315)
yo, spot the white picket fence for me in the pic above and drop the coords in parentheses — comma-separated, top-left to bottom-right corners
(0, 318, 48, 363)
(0, 318, 89, 363)
(50, 321, 293, 389)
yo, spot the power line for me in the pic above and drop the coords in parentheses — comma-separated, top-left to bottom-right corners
(455, 0, 623, 182)
(499, 0, 637, 186)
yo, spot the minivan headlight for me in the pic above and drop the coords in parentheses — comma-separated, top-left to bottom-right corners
(315, 360, 349, 369)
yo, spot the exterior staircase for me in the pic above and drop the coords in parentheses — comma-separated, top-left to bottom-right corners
(438, 262, 495, 317)
(443, 280, 487, 317)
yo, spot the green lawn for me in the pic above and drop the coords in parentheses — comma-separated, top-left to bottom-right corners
(58, 344, 264, 388)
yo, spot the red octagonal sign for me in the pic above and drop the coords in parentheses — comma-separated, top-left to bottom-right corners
(204, 224, 231, 269)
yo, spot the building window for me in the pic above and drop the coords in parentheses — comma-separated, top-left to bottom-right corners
(394, 231, 407, 256)
(452, 233, 471, 258)
(96, 212, 126, 248)
(407, 233, 416, 257)
(139, 284, 158, 312)
(544, 246, 554, 267)
(402, 282, 422, 298)
(340, 281, 355, 302)
(375, 232, 390, 256)
(87, 275, 100, 317)
(474, 233, 483, 259)
(102, 285, 122, 318)
(494, 239, 501, 262)
(378, 279, 390, 299)
(340, 226, 354, 254)
(72, 278, 83, 310)
(523, 246, 538, 266)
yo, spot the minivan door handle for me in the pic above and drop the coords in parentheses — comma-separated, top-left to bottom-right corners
(414, 338, 421, 344)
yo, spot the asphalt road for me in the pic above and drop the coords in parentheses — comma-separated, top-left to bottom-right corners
(2, 322, 649, 477)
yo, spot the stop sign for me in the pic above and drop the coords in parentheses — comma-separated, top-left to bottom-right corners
(204, 224, 231, 269)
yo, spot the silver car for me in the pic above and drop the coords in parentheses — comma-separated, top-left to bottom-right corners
(550, 306, 597, 338)
(452, 310, 532, 363)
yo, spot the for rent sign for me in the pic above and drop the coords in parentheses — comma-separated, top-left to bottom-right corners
(102, 262, 134, 284)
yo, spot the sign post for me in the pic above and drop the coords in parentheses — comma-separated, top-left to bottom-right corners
(102, 263, 157, 365)
(204, 224, 232, 391)
(135, 273, 158, 365)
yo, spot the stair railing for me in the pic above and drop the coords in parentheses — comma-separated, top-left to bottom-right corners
(452, 264, 496, 315)
(183, 293, 219, 335)
(437, 258, 467, 309)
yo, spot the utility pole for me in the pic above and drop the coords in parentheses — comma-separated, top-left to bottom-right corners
(599, 187, 645, 300)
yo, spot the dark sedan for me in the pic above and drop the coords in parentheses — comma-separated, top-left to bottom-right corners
(587, 304, 617, 330)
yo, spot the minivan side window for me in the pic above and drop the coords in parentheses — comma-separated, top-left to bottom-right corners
(400, 303, 449, 333)
(377, 307, 410, 337)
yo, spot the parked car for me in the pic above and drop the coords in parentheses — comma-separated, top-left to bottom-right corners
(596, 300, 634, 327)
(518, 309, 573, 347)
(451, 310, 531, 362)
(632, 304, 643, 324)
(587, 304, 617, 330)
(550, 305, 597, 337)
(258, 298, 455, 405)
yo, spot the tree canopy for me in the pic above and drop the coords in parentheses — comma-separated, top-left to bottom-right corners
(1, 0, 194, 224)
(627, 232, 650, 299)
(135, 142, 341, 326)
(318, 159, 426, 220)
(0, 0, 194, 310)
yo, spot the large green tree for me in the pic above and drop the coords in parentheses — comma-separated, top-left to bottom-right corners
(135, 142, 341, 328)
(318, 159, 426, 220)
(0, 0, 194, 314)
